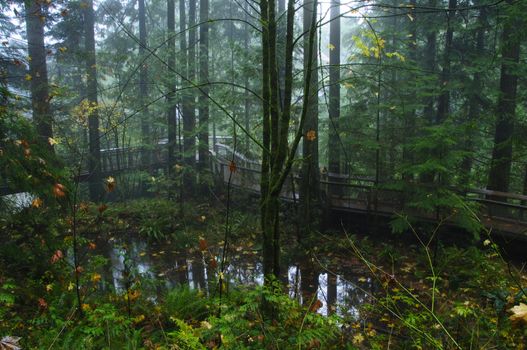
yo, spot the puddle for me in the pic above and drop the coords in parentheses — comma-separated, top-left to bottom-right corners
(100, 236, 374, 317)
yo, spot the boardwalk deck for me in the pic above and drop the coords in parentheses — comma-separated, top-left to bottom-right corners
(3, 143, 527, 239)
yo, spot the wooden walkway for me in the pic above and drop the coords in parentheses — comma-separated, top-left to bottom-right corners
(211, 144, 527, 240)
(3, 143, 527, 239)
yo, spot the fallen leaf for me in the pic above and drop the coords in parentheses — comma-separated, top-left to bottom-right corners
(38, 298, 48, 309)
(98, 204, 108, 213)
(509, 303, 527, 323)
(0, 336, 21, 350)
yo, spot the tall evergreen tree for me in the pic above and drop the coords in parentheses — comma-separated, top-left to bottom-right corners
(167, 0, 177, 172)
(300, 0, 320, 232)
(83, 0, 102, 200)
(328, 0, 340, 178)
(198, 0, 209, 171)
(138, 0, 149, 152)
(25, 0, 53, 149)
(487, 0, 522, 195)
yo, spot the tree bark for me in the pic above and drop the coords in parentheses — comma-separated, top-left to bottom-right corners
(423, 0, 437, 124)
(328, 0, 340, 177)
(25, 0, 53, 149)
(198, 0, 209, 171)
(139, 0, 149, 153)
(435, 0, 457, 124)
(487, 1, 521, 195)
(460, 7, 486, 187)
(301, 0, 320, 233)
(84, 0, 102, 201)
(167, 0, 177, 173)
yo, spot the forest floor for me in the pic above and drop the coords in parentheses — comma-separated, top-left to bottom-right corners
(1, 196, 526, 349)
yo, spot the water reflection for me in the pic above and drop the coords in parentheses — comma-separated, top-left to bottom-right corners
(100, 237, 374, 317)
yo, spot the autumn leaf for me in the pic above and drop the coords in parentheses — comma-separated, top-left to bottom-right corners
(105, 176, 116, 192)
(48, 137, 59, 146)
(24, 74, 32, 81)
(229, 160, 237, 173)
(352, 333, 364, 345)
(209, 258, 218, 269)
(50, 250, 63, 264)
(0, 336, 21, 350)
(38, 297, 48, 309)
(31, 197, 43, 208)
(133, 314, 145, 324)
(306, 130, 317, 141)
(509, 303, 527, 323)
(52, 183, 66, 198)
(98, 204, 108, 213)
(79, 202, 89, 212)
(174, 164, 184, 172)
(310, 299, 323, 312)
(58, 47, 67, 53)
(91, 273, 101, 283)
(328, 43, 335, 51)
(87, 242, 96, 250)
(199, 238, 208, 251)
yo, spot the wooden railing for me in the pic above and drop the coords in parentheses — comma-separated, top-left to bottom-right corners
(3, 143, 527, 235)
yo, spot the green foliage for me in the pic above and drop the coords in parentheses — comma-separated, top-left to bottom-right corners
(204, 283, 341, 349)
(164, 286, 211, 322)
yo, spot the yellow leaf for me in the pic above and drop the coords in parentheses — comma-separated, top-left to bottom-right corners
(25, 74, 32, 81)
(133, 314, 145, 324)
(105, 176, 116, 192)
(31, 197, 43, 208)
(91, 273, 101, 283)
(509, 303, 527, 323)
(67, 282, 75, 291)
(352, 333, 364, 344)
(58, 47, 67, 53)
(48, 137, 59, 146)
(328, 43, 335, 51)
(45, 284, 53, 292)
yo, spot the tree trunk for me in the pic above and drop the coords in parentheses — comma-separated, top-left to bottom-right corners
(244, 1, 250, 154)
(301, 0, 320, 233)
(167, 0, 177, 173)
(487, 1, 521, 195)
(139, 0, 149, 155)
(460, 7, 486, 187)
(423, 0, 437, 124)
(198, 0, 209, 172)
(25, 0, 53, 149)
(435, 0, 456, 124)
(84, 0, 102, 201)
(180, 0, 196, 189)
(328, 0, 340, 180)
(402, 0, 416, 181)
